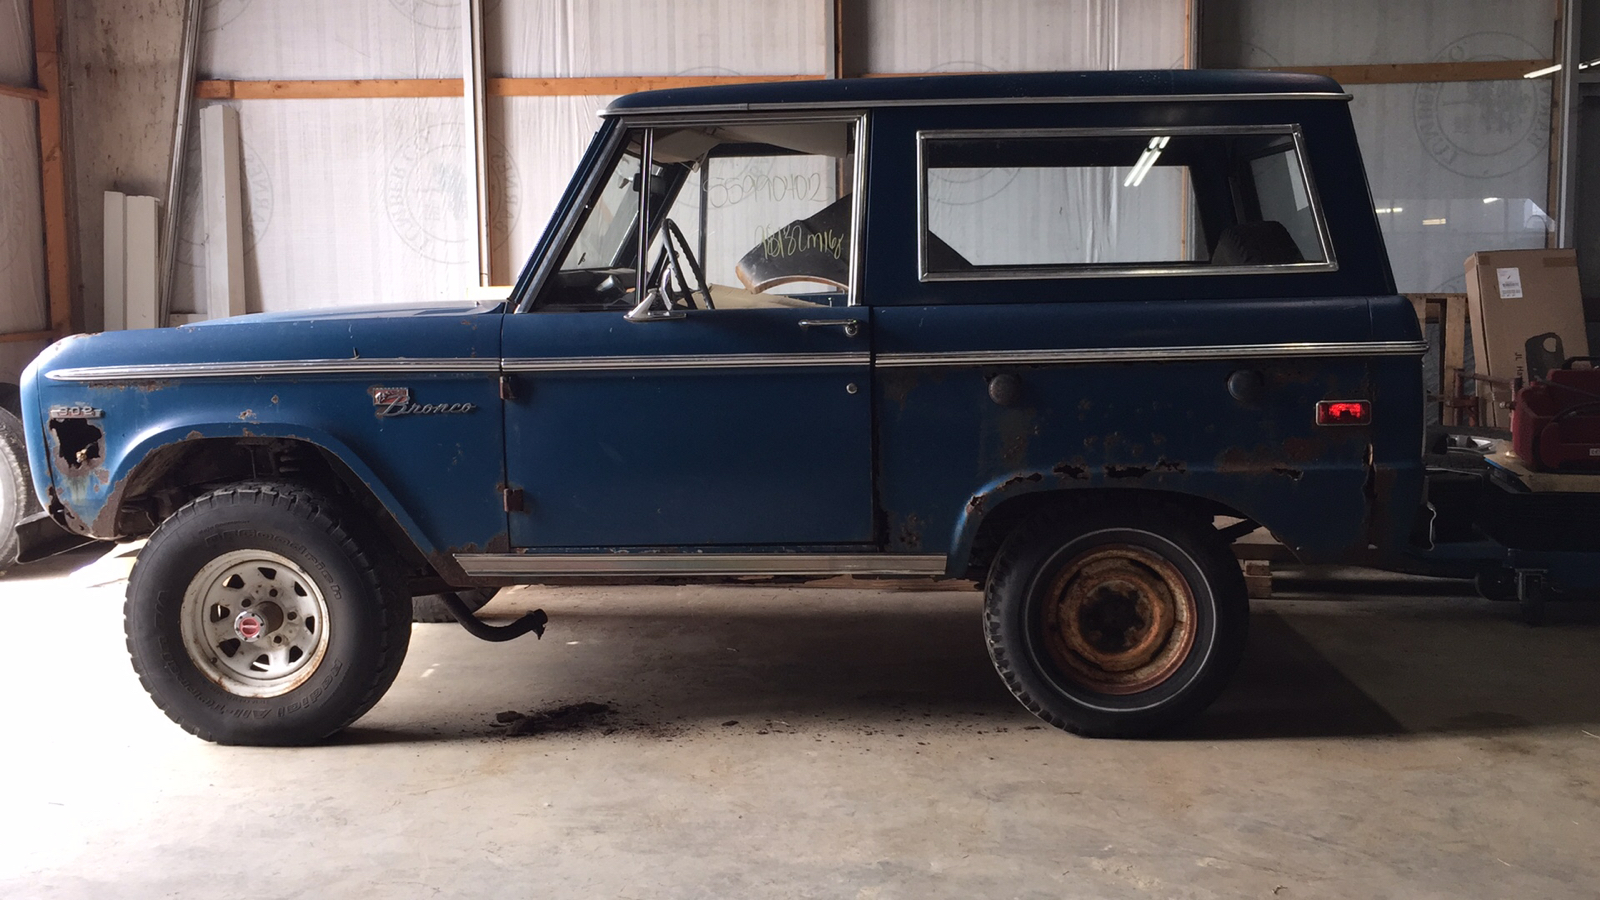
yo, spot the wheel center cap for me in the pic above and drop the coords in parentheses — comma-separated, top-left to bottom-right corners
(234, 610, 266, 642)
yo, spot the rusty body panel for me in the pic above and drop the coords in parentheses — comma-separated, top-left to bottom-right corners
(21, 302, 509, 580)
(872, 297, 1424, 571)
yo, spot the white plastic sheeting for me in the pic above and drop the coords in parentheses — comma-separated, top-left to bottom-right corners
(174, 98, 481, 315)
(1350, 81, 1550, 295)
(190, 0, 1192, 313)
(492, 94, 613, 282)
(866, 0, 1187, 73)
(1204, 0, 1556, 293)
(1202, 0, 1552, 69)
(199, 0, 460, 79)
(0, 0, 31, 83)
(0, 96, 48, 334)
(188, 0, 476, 314)
(0, 0, 46, 335)
(488, 1, 828, 77)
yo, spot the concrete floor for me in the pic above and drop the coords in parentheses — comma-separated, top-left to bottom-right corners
(2, 548, 1599, 899)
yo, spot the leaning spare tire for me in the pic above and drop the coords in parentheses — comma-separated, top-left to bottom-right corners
(0, 407, 41, 570)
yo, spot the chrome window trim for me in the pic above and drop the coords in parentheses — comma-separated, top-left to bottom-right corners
(873, 340, 1428, 369)
(600, 92, 1354, 118)
(504, 352, 870, 373)
(523, 112, 870, 313)
(514, 124, 630, 314)
(454, 552, 947, 577)
(44, 358, 502, 382)
(916, 124, 1339, 283)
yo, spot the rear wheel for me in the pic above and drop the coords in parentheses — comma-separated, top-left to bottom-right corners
(983, 502, 1248, 738)
(125, 483, 411, 745)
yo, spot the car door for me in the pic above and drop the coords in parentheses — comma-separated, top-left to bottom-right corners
(501, 117, 875, 549)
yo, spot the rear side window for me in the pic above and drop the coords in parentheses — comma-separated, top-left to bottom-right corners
(918, 126, 1334, 281)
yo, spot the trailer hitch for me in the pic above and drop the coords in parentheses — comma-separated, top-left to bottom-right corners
(440, 592, 548, 642)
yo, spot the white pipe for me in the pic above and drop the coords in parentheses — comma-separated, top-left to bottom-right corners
(158, 0, 204, 327)
(1556, 0, 1581, 249)
(461, 0, 491, 287)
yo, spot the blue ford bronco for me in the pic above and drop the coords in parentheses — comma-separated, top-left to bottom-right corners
(19, 70, 1441, 744)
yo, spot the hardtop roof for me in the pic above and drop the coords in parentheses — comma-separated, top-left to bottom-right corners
(603, 69, 1346, 116)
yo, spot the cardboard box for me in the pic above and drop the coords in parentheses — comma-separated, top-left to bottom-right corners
(1464, 248, 1588, 428)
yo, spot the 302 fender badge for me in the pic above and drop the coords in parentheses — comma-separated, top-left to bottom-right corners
(369, 386, 477, 418)
(49, 405, 104, 419)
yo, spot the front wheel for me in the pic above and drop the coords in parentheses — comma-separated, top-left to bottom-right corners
(983, 502, 1248, 738)
(125, 483, 412, 745)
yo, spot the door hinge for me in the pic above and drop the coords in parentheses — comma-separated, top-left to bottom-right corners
(499, 375, 516, 401)
(502, 487, 524, 512)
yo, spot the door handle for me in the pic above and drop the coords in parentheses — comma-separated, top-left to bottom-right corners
(799, 319, 861, 337)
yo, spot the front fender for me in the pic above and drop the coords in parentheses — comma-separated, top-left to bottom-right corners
(58, 420, 435, 553)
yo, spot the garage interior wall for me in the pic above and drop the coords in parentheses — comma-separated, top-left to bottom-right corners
(0, 0, 51, 378)
(44, 0, 1575, 329)
(1205, 0, 1558, 296)
(165, 0, 1187, 317)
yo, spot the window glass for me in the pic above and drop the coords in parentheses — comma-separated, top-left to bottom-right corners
(920, 129, 1328, 278)
(537, 121, 856, 312)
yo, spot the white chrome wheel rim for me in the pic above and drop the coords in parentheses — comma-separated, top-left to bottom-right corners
(179, 550, 331, 698)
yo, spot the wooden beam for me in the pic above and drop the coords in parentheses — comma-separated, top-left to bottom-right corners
(1247, 59, 1553, 85)
(196, 78, 463, 100)
(192, 58, 1555, 105)
(492, 74, 825, 96)
(196, 74, 827, 101)
(0, 80, 45, 102)
(0, 329, 57, 344)
(867, 60, 1555, 85)
(32, 0, 72, 335)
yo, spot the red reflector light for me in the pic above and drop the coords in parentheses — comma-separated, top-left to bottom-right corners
(1316, 400, 1371, 425)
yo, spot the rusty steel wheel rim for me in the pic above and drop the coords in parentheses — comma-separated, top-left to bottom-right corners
(1038, 543, 1198, 695)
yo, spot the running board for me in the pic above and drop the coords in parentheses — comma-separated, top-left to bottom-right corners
(453, 553, 949, 578)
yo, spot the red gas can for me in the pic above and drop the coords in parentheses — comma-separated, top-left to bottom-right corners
(1511, 358, 1600, 471)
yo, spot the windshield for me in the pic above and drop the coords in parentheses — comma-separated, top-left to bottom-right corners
(536, 120, 858, 314)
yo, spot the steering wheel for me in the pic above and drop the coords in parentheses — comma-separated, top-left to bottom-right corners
(660, 218, 713, 310)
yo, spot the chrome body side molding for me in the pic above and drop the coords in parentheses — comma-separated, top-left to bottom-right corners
(454, 553, 949, 577)
(503, 352, 870, 373)
(873, 340, 1428, 369)
(46, 358, 502, 382)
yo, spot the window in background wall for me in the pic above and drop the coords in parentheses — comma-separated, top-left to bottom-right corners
(918, 127, 1333, 281)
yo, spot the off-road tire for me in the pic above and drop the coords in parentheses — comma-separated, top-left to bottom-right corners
(412, 588, 494, 623)
(125, 483, 412, 745)
(0, 407, 40, 569)
(983, 502, 1248, 738)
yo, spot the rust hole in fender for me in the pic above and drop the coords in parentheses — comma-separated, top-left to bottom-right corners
(50, 418, 103, 470)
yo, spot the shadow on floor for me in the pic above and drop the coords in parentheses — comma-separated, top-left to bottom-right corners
(340, 589, 1600, 745)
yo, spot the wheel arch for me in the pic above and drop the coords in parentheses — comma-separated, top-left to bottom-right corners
(103, 427, 454, 585)
(952, 485, 1252, 582)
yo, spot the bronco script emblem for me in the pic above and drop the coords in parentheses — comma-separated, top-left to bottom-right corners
(369, 387, 476, 418)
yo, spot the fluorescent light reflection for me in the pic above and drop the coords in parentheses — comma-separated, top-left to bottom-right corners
(1124, 135, 1171, 188)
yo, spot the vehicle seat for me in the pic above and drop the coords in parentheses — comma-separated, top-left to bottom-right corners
(1210, 221, 1304, 267)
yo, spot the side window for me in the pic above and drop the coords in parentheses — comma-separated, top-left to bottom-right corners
(536, 120, 859, 312)
(918, 127, 1332, 280)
